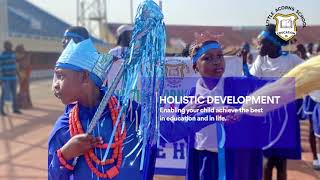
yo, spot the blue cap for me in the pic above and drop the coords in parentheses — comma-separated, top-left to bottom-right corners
(56, 39, 113, 87)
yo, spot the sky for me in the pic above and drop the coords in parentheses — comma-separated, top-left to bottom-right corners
(26, 0, 320, 26)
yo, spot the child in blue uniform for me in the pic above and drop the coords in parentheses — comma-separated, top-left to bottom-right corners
(160, 33, 262, 180)
(302, 95, 320, 169)
(48, 39, 146, 180)
(309, 92, 320, 170)
(250, 24, 303, 180)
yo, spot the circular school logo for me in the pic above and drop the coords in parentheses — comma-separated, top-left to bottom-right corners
(265, 6, 307, 41)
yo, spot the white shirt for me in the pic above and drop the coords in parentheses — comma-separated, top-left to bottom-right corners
(108, 46, 128, 59)
(310, 90, 320, 103)
(107, 46, 128, 88)
(193, 79, 224, 152)
(250, 54, 303, 77)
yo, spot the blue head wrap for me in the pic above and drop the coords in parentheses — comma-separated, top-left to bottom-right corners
(258, 31, 289, 56)
(258, 31, 282, 46)
(56, 39, 113, 87)
(64, 31, 86, 41)
(192, 42, 221, 64)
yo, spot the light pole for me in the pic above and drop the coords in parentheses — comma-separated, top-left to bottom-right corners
(130, 0, 134, 24)
(0, 0, 8, 49)
(159, 0, 162, 11)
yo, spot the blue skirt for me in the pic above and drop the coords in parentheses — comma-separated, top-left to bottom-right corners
(312, 103, 320, 137)
(190, 150, 219, 180)
(301, 96, 317, 120)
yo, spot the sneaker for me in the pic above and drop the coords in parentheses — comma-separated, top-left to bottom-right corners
(312, 160, 320, 170)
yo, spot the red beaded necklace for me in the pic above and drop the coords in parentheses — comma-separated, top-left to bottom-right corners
(69, 96, 127, 179)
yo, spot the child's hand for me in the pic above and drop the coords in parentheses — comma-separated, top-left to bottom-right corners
(60, 134, 103, 160)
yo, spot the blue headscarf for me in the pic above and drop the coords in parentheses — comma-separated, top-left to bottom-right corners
(56, 39, 113, 87)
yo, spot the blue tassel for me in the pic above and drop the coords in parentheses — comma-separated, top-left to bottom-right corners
(87, 0, 166, 167)
(217, 123, 226, 180)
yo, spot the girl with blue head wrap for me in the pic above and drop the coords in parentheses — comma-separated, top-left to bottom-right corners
(62, 26, 89, 48)
(181, 33, 262, 180)
(249, 24, 304, 180)
(187, 32, 226, 180)
(257, 24, 288, 58)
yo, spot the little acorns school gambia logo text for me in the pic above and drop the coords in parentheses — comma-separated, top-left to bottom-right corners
(266, 6, 307, 41)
